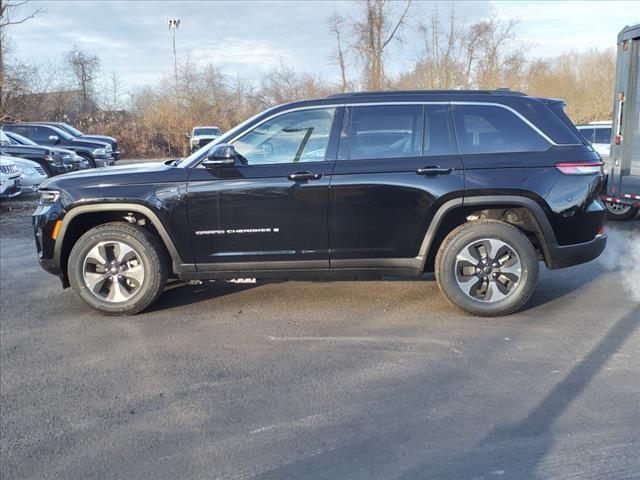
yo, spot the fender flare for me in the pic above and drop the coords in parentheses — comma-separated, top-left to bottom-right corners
(417, 195, 556, 269)
(54, 203, 190, 270)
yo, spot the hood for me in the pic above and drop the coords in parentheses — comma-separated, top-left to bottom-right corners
(68, 138, 111, 149)
(6, 156, 41, 169)
(80, 134, 116, 145)
(192, 134, 220, 141)
(40, 161, 188, 191)
(0, 156, 17, 166)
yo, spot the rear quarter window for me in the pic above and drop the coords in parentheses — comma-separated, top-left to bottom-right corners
(452, 105, 550, 154)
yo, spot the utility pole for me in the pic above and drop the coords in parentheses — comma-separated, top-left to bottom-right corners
(166, 17, 180, 94)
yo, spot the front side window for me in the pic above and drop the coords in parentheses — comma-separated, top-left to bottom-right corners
(594, 127, 611, 144)
(233, 108, 335, 165)
(348, 105, 423, 160)
(452, 105, 550, 154)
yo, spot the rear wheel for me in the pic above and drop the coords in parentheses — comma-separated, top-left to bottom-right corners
(435, 220, 539, 316)
(68, 222, 168, 315)
(605, 202, 638, 221)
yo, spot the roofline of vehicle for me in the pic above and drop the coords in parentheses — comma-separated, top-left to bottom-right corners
(326, 88, 527, 99)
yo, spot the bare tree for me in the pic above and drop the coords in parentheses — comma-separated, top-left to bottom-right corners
(104, 71, 124, 110)
(0, 0, 45, 116)
(327, 13, 349, 92)
(351, 0, 413, 90)
(65, 46, 100, 113)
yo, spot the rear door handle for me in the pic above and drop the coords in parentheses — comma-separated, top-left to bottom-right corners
(287, 171, 323, 181)
(416, 166, 453, 176)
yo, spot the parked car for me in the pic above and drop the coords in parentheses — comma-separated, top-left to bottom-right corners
(189, 126, 222, 153)
(1, 130, 90, 175)
(37, 122, 120, 160)
(34, 89, 606, 316)
(576, 121, 612, 159)
(6, 156, 49, 194)
(603, 23, 640, 221)
(0, 156, 21, 199)
(2, 123, 115, 168)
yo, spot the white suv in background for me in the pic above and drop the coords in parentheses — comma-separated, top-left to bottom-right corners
(576, 121, 612, 159)
(0, 156, 21, 199)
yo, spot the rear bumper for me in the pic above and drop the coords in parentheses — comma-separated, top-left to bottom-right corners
(545, 233, 607, 269)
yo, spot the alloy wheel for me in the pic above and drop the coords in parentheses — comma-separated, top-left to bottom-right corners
(454, 238, 522, 303)
(82, 241, 145, 303)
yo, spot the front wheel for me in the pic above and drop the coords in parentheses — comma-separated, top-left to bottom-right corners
(435, 220, 539, 316)
(68, 222, 168, 315)
(605, 202, 638, 221)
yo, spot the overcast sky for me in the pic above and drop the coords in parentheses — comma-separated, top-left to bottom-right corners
(6, 0, 639, 90)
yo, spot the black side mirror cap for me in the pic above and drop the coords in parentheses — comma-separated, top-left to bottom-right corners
(202, 144, 237, 167)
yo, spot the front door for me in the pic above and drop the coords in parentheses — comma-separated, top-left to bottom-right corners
(187, 107, 340, 269)
(329, 103, 464, 268)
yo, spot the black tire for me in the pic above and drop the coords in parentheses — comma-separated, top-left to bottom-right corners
(435, 220, 539, 316)
(68, 222, 168, 315)
(605, 202, 638, 221)
(78, 152, 97, 168)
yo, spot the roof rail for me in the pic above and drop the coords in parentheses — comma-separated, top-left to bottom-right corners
(326, 89, 526, 99)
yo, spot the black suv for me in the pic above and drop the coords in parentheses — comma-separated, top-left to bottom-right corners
(1, 130, 90, 175)
(38, 122, 120, 160)
(33, 90, 607, 316)
(3, 123, 114, 168)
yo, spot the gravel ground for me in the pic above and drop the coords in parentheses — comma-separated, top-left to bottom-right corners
(0, 203, 638, 479)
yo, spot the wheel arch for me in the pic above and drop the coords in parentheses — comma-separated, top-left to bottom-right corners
(56, 203, 189, 286)
(420, 195, 557, 272)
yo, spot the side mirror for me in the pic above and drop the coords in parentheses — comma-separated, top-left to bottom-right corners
(202, 144, 237, 167)
(185, 133, 191, 139)
(48, 135, 59, 143)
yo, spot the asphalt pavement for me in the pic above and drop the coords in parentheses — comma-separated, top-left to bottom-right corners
(1, 206, 638, 480)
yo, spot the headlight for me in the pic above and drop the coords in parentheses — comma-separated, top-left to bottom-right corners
(93, 148, 106, 156)
(191, 139, 198, 145)
(60, 153, 74, 164)
(38, 190, 60, 205)
(105, 145, 112, 152)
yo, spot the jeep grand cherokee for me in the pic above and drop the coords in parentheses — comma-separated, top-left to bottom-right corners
(33, 90, 607, 316)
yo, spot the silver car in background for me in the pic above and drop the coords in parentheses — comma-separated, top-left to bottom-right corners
(5, 155, 49, 194)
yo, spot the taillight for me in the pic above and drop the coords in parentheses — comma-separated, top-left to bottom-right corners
(555, 161, 603, 175)
(596, 225, 605, 236)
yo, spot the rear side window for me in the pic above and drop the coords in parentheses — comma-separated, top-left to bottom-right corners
(594, 128, 611, 144)
(452, 105, 549, 154)
(348, 105, 423, 160)
(578, 127, 595, 143)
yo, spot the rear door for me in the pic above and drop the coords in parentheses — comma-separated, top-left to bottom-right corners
(329, 103, 463, 269)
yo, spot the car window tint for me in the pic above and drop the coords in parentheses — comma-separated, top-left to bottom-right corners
(424, 105, 456, 156)
(594, 128, 611, 144)
(452, 105, 549, 154)
(233, 108, 335, 165)
(349, 105, 423, 160)
(32, 126, 53, 143)
(578, 128, 595, 143)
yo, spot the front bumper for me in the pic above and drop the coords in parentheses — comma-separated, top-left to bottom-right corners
(545, 233, 607, 270)
(0, 177, 22, 198)
(94, 157, 115, 168)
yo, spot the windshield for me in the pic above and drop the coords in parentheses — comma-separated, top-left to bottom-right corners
(61, 123, 83, 136)
(47, 125, 74, 140)
(5, 131, 37, 145)
(193, 127, 221, 136)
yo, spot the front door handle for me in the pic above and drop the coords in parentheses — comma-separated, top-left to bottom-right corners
(287, 171, 323, 181)
(416, 166, 453, 176)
